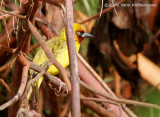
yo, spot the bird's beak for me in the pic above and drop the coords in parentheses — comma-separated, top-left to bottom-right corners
(81, 32, 94, 38)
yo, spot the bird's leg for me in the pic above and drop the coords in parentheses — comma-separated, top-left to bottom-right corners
(56, 78, 68, 94)
(48, 78, 68, 96)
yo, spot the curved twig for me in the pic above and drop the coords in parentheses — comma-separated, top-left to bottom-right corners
(28, 20, 71, 92)
(0, 78, 11, 93)
(80, 80, 160, 110)
(0, 63, 29, 111)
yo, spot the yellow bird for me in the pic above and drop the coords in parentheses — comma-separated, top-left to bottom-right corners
(32, 23, 93, 89)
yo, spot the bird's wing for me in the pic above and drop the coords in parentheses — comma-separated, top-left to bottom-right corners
(33, 37, 69, 75)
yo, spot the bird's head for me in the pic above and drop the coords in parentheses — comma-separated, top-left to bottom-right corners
(74, 23, 93, 43)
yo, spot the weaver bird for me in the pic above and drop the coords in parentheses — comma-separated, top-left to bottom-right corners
(32, 23, 93, 90)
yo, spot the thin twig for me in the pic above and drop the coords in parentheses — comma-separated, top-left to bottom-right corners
(0, 17, 16, 44)
(80, 80, 160, 110)
(17, 54, 67, 94)
(81, 97, 119, 106)
(24, 61, 53, 101)
(0, 9, 25, 20)
(0, 78, 11, 93)
(0, 57, 16, 72)
(0, 45, 16, 53)
(0, 4, 11, 46)
(2, 65, 12, 78)
(81, 94, 116, 117)
(0, 64, 29, 111)
(0, 9, 26, 19)
(28, 20, 71, 91)
(60, 97, 71, 117)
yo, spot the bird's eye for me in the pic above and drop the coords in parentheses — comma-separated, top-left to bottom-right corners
(76, 31, 81, 36)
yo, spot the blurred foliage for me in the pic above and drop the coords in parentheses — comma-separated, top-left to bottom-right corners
(74, 0, 99, 16)
(133, 87, 160, 117)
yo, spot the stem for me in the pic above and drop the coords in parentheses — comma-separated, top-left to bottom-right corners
(65, 0, 80, 116)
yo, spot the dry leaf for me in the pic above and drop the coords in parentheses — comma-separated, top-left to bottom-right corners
(138, 53, 160, 90)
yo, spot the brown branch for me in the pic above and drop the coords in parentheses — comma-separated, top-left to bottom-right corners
(79, 0, 125, 24)
(114, 70, 121, 96)
(24, 61, 54, 102)
(0, 57, 16, 72)
(17, 53, 68, 94)
(0, 11, 10, 46)
(0, 17, 15, 44)
(60, 97, 71, 117)
(0, 9, 25, 20)
(36, 21, 56, 38)
(0, 78, 11, 93)
(80, 80, 160, 110)
(0, 63, 29, 111)
(29, 43, 40, 52)
(81, 97, 119, 106)
(4, 0, 18, 10)
(1, 65, 12, 78)
(9, 0, 38, 116)
(78, 54, 115, 96)
(78, 56, 129, 116)
(28, 20, 71, 91)
(0, 45, 16, 53)
(65, 0, 80, 116)
(0, 9, 26, 19)
(78, 54, 136, 117)
(29, 58, 68, 93)
(81, 95, 116, 117)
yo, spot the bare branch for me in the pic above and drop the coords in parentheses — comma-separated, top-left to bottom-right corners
(0, 78, 11, 93)
(81, 95, 116, 117)
(65, 0, 81, 116)
(28, 20, 71, 91)
(0, 9, 26, 19)
(0, 9, 25, 20)
(78, 54, 136, 116)
(0, 64, 29, 111)
(80, 80, 160, 110)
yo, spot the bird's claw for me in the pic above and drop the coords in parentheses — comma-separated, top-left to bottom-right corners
(49, 78, 68, 96)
